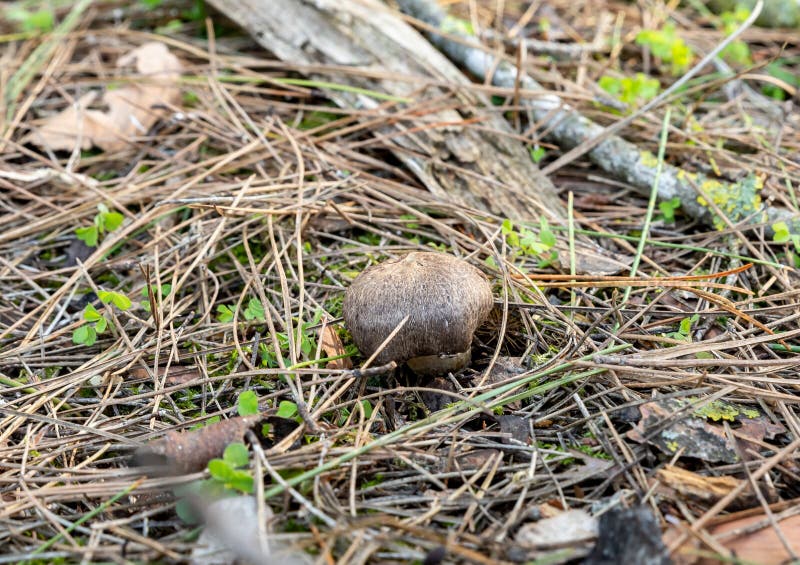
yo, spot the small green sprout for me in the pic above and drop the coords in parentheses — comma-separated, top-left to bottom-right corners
(772, 221, 794, 244)
(399, 213, 420, 230)
(771, 221, 800, 266)
(97, 289, 132, 310)
(360, 399, 373, 420)
(762, 62, 799, 101)
(73, 304, 104, 346)
(598, 73, 660, 108)
(243, 298, 265, 322)
(140, 284, 172, 312)
(75, 204, 124, 247)
(529, 146, 546, 163)
(664, 314, 699, 342)
(719, 8, 753, 66)
(216, 304, 235, 323)
(441, 15, 475, 36)
(635, 23, 694, 75)
(237, 391, 259, 417)
(207, 442, 253, 494)
(501, 216, 558, 267)
(6, 5, 55, 33)
(276, 400, 298, 419)
(658, 197, 681, 223)
(72, 290, 131, 346)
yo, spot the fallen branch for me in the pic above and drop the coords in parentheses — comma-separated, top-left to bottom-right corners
(205, 0, 565, 223)
(397, 0, 799, 234)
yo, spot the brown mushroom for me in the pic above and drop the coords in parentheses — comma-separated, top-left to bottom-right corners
(342, 251, 493, 375)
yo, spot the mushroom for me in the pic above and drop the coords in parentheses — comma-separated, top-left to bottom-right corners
(342, 251, 493, 375)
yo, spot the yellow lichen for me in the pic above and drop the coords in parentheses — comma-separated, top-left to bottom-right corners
(694, 173, 763, 230)
(694, 400, 740, 422)
(639, 151, 659, 168)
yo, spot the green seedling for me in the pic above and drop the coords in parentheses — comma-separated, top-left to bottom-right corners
(399, 213, 420, 230)
(664, 314, 699, 342)
(772, 221, 793, 244)
(207, 442, 254, 494)
(217, 302, 321, 367)
(772, 221, 800, 250)
(658, 197, 681, 223)
(501, 216, 558, 267)
(97, 289, 132, 310)
(188, 415, 221, 431)
(529, 146, 546, 164)
(140, 283, 172, 312)
(182, 0, 206, 22)
(635, 23, 694, 75)
(337, 399, 374, 426)
(719, 8, 753, 66)
(216, 304, 235, 323)
(771, 221, 800, 267)
(762, 61, 799, 101)
(276, 400, 299, 419)
(216, 298, 267, 324)
(598, 73, 660, 109)
(6, 5, 55, 33)
(243, 298, 265, 322)
(72, 290, 132, 346)
(72, 304, 105, 346)
(173, 440, 255, 523)
(237, 390, 259, 417)
(75, 203, 124, 247)
(441, 15, 475, 36)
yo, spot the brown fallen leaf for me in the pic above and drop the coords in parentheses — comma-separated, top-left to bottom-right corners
(736, 416, 786, 460)
(128, 364, 202, 387)
(319, 325, 352, 369)
(27, 42, 182, 152)
(654, 465, 745, 505)
(132, 415, 261, 474)
(668, 510, 800, 565)
(704, 513, 800, 565)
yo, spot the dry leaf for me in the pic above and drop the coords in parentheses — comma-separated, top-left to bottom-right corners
(131, 415, 261, 473)
(516, 509, 598, 549)
(655, 465, 744, 504)
(495, 414, 531, 445)
(703, 513, 800, 565)
(129, 364, 202, 387)
(319, 325, 352, 369)
(668, 511, 800, 565)
(736, 416, 786, 459)
(27, 42, 182, 152)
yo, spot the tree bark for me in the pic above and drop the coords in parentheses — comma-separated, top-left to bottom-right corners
(205, 0, 565, 222)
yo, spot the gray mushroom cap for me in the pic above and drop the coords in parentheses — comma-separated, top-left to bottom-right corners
(342, 252, 493, 374)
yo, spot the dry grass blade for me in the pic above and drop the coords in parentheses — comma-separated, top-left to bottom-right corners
(0, 1, 798, 563)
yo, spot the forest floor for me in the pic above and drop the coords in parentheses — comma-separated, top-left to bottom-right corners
(1, 0, 799, 563)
